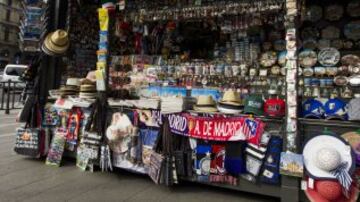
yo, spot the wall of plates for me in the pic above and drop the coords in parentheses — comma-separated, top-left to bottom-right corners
(298, 0, 360, 121)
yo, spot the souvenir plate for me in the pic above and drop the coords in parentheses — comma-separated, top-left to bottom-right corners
(299, 50, 318, 68)
(303, 39, 317, 50)
(278, 51, 287, 67)
(349, 75, 360, 86)
(318, 48, 340, 66)
(324, 5, 344, 21)
(301, 27, 320, 40)
(260, 51, 277, 67)
(321, 26, 340, 40)
(341, 54, 360, 66)
(317, 39, 330, 50)
(303, 68, 314, 77)
(347, 1, 360, 17)
(306, 5, 323, 22)
(334, 76, 348, 86)
(344, 21, 360, 40)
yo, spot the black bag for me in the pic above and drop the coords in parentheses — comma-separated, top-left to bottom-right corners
(148, 151, 164, 184)
(14, 127, 41, 157)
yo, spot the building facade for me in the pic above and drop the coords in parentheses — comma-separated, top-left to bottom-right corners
(0, 0, 21, 68)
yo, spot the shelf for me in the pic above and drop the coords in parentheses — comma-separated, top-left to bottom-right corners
(298, 118, 360, 128)
(180, 176, 281, 198)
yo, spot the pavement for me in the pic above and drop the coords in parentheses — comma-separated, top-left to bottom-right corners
(0, 110, 278, 202)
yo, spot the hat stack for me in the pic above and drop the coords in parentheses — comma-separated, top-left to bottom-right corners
(217, 90, 243, 114)
(60, 78, 80, 97)
(79, 79, 97, 99)
(194, 95, 218, 112)
(42, 29, 69, 56)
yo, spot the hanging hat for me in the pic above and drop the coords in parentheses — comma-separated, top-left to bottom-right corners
(305, 179, 359, 202)
(264, 98, 286, 118)
(244, 95, 264, 116)
(42, 29, 69, 56)
(217, 90, 243, 114)
(219, 90, 242, 106)
(194, 95, 218, 112)
(324, 98, 348, 120)
(303, 133, 356, 194)
(302, 98, 326, 119)
(342, 131, 360, 165)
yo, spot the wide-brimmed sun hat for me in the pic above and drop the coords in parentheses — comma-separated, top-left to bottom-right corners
(42, 29, 69, 56)
(194, 95, 218, 112)
(303, 132, 356, 194)
(219, 90, 242, 106)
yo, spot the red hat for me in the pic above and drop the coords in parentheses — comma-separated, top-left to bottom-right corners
(305, 179, 359, 202)
(264, 98, 285, 117)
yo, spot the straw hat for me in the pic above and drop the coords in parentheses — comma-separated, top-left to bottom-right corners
(194, 95, 218, 112)
(341, 131, 360, 165)
(303, 133, 356, 194)
(219, 90, 242, 106)
(42, 29, 69, 56)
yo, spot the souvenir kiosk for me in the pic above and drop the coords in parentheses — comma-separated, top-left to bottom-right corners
(14, 0, 360, 202)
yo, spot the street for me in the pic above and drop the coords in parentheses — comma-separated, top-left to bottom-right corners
(0, 110, 278, 202)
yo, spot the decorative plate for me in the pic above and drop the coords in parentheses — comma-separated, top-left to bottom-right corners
(324, 5, 344, 21)
(303, 39, 317, 50)
(344, 21, 360, 40)
(350, 66, 360, 75)
(301, 27, 320, 40)
(303, 67, 314, 77)
(321, 26, 341, 40)
(341, 54, 360, 66)
(278, 51, 287, 67)
(318, 48, 340, 66)
(349, 75, 360, 86)
(347, 1, 360, 17)
(260, 51, 277, 67)
(334, 76, 349, 86)
(317, 39, 330, 50)
(306, 5, 323, 22)
(299, 50, 318, 68)
(331, 39, 344, 50)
